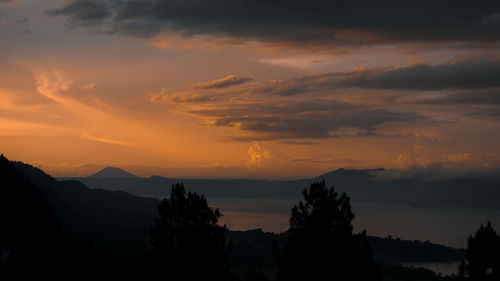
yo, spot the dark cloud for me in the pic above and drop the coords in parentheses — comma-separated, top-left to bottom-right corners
(279, 140, 318, 145)
(346, 61, 500, 90)
(146, 75, 253, 104)
(465, 107, 500, 117)
(190, 100, 427, 140)
(419, 90, 500, 105)
(46, 0, 110, 23)
(252, 60, 500, 96)
(193, 75, 253, 89)
(46, 0, 500, 45)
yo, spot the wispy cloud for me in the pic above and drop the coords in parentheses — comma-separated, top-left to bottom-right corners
(80, 132, 135, 147)
(193, 75, 253, 89)
(32, 70, 145, 148)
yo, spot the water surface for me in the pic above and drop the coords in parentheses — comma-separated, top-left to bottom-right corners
(209, 197, 500, 248)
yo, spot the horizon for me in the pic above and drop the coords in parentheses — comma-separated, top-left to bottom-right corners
(26, 161, 500, 181)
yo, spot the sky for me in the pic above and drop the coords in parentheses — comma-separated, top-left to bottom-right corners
(1, 0, 499, 178)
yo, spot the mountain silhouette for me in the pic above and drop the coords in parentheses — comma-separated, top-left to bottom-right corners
(8, 160, 157, 272)
(63, 168, 500, 210)
(88, 167, 138, 179)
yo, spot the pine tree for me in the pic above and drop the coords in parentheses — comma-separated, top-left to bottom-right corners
(275, 180, 379, 281)
(149, 183, 231, 280)
(459, 222, 500, 281)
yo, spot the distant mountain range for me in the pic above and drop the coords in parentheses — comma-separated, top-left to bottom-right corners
(60, 166, 500, 210)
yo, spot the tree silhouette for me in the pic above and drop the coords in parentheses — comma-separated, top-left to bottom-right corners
(149, 183, 231, 280)
(458, 222, 500, 281)
(275, 180, 379, 281)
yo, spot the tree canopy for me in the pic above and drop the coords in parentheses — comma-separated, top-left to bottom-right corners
(459, 222, 500, 281)
(275, 180, 379, 281)
(149, 183, 231, 280)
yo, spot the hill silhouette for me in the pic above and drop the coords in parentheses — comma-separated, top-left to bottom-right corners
(88, 167, 138, 178)
(62, 168, 500, 210)
(9, 160, 158, 273)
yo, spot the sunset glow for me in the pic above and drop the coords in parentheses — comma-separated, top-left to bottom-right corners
(1, 0, 499, 179)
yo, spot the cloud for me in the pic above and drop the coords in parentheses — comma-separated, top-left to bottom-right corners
(35, 70, 74, 103)
(193, 75, 253, 89)
(443, 152, 470, 162)
(190, 100, 427, 140)
(465, 107, 500, 118)
(383, 151, 500, 180)
(146, 75, 253, 104)
(152, 61, 500, 105)
(46, 0, 110, 23)
(144, 72, 452, 141)
(150, 37, 177, 48)
(247, 142, 270, 165)
(46, 0, 500, 47)
(144, 61, 500, 113)
(32, 70, 145, 148)
(279, 140, 318, 145)
(147, 88, 220, 103)
(253, 60, 500, 95)
(343, 60, 500, 90)
(416, 90, 500, 105)
(79, 82, 96, 90)
(80, 132, 135, 147)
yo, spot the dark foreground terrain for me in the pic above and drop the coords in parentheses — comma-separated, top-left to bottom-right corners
(0, 155, 468, 280)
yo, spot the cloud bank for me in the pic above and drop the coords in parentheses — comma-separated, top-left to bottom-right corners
(47, 0, 500, 46)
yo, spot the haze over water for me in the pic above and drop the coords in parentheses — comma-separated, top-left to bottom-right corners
(211, 197, 500, 248)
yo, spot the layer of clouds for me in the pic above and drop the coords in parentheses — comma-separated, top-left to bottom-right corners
(147, 61, 500, 107)
(145, 59, 500, 139)
(189, 100, 427, 140)
(254, 60, 500, 96)
(47, 0, 500, 45)
(344, 60, 500, 90)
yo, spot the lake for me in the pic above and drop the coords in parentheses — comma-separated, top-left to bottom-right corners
(209, 197, 500, 249)
(209, 197, 500, 276)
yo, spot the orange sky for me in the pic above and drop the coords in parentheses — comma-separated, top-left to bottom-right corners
(1, 0, 499, 178)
